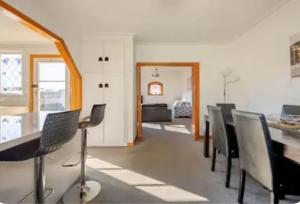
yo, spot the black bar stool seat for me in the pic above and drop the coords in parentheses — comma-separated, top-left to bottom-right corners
(0, 110, 80, 204)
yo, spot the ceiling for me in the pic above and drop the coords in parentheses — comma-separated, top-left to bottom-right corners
(0, 12, 50, 44)
(4, 0, 289, 44)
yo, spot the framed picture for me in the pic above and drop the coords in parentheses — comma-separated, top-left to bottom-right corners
(290, 33, 300, 78)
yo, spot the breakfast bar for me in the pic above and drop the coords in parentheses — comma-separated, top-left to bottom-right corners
(0, 112, 81, 203)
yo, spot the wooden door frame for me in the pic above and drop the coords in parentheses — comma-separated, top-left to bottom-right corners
(136, 62, 200, 141)
(0, 1, 82, 110)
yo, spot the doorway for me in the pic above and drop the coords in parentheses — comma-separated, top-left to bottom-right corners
(136, 62, 200, 141)
(30, 55, 69, 112)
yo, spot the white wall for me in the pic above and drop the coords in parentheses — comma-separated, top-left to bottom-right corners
(136, 44, 232, 133)
(226, 0, 300, 115)
(141, 67, 191, 108)
(0, 43, 58, 106)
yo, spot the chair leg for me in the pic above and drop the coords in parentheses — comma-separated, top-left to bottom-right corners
(34, 156, 45, 204)
(80, 128, 88, 197)
(238, 169, 246, 204)
(225, 157, 232, 188)
(211, 147, 217, 171)
(270, 191, 279, 204)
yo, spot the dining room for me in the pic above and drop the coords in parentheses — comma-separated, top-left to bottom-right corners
(2, 0, 300, 203)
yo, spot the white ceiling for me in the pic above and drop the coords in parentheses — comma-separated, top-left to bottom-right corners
(4, 0, 289, 44)
(0, 13, 50, 44)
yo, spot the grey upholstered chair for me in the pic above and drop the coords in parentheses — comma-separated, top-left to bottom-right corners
(207, 105, 238, 188)
(216, 103, 236, 121)
(0, 110, 80, 203)
(281, 104, 300, 118)
(233, 110, 300, 203)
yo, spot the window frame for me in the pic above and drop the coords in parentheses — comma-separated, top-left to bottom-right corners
(0, 51, 23, 96)
(147, 81, 164, 96)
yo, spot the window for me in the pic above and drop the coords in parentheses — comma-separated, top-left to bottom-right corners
(148, 81, 163, 96)
(0, 53, 22, 94)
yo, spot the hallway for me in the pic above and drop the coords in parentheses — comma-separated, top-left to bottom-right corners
(86, 121, 295, 203)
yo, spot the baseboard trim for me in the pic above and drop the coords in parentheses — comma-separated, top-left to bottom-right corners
(127, 135, 139, 147)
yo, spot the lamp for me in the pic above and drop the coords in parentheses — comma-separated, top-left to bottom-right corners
(152, 68, 160, 77)
(221, 69, 240, 103)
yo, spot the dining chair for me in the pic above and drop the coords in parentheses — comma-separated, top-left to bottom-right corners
(216, 103, 236, 120)
(232, 110, 300, 204)
(281, 104, 300, 118)
(207, 105, 239, 188)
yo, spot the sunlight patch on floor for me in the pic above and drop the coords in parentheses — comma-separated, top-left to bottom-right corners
(100, 169, 165, 185)
(142, 123, 162, 130)
(86, 156, 209, 202)
(136, 185, 209, 202)
(164, 125, 191, 134)
(86, 157, 122, 169)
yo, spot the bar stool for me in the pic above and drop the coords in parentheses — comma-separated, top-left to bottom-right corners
(63, 104, 106, 203)
(0, 110, 80, 204)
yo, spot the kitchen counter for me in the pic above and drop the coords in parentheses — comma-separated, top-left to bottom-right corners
(0, 111, 81, 203)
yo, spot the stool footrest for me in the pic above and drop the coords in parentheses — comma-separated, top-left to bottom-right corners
(62, 153, 81, 167)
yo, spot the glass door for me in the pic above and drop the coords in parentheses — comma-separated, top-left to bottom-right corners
(33, 58, 69, 112)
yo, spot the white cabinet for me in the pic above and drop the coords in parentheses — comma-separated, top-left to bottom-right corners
(82, 40, 124, 74)
(82, 37, 127, 146)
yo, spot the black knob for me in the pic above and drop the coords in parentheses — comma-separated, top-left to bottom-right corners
(98, 57, 103, 62)
(104, 83, 109, 88)
(104, 57, 109, 61)
(98, 83, 103, 88)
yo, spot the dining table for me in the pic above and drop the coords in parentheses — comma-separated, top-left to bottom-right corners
(203, 115, 300, 164)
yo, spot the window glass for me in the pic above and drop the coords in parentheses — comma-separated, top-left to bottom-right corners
(148, 82, 163, 95)
(0, 53, 22, 94)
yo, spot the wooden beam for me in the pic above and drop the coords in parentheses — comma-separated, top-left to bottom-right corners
(0, 0, 82, 110)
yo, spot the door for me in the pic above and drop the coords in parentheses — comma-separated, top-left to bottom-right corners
(83, 73, 104, 146)
(103, 73, 125, 146)
(33, 58, 69, 112)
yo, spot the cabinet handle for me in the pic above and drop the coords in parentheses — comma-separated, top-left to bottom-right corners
(98, 83, 103, 88)
(98, 57, 103, 62)
(104, 57, 109, 61)
(104, 83, 109, 88)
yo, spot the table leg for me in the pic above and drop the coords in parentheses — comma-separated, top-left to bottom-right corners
(204, 120, 210, 157)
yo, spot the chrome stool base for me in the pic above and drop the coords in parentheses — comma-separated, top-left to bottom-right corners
(63, 181, 101, 203)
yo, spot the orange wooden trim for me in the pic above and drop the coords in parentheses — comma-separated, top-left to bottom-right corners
(0, 1, 62, 42)
(136, 62, 200, 141)
(147, 81, 163, 96)
(0, 1, 82, 111)
(29, 54, 62, 112)
(192, 63, 200, 141)
(136, 65, 142, 139)
(137, 62, 198, 67)
(55, 41, 82, 110)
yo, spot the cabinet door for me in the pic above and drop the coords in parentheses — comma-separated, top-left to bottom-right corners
(103, 42, 124, 73)
(103, 74, 125, 146)
(82, 73, 104, 146)
(82, 40, 103, 73)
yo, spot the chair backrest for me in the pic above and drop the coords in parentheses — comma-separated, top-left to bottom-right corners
(216, 103, 236, 120)
(281, 104, 300, 118)
(232, 110, 274, 190)
(36, 109, 80, 156)
(89, 104, 106, 127)
(207, 105, 229, 157)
